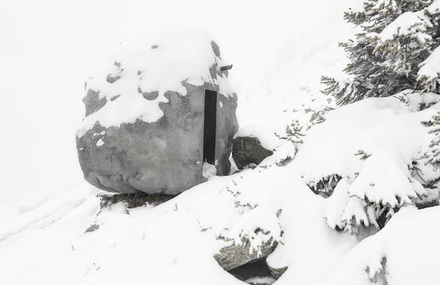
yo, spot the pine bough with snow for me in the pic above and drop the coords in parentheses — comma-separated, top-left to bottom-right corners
(322, 0, 440, 105)
(311, 0, 440, 235)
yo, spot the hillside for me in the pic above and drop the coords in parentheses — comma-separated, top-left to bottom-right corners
(1, 1, 440, 284)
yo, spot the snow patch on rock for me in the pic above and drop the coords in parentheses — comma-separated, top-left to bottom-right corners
(77, 29, 232, 137)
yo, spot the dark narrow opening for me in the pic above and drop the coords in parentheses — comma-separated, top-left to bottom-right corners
(203, 90, 217, 164)
(228, 259, 275, 284)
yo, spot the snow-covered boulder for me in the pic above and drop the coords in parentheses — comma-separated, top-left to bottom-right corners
(76, 30, 238, 195)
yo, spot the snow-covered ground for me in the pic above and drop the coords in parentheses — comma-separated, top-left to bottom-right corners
(0, 0, 352, 221)
(0, 0, 350, 218)
(1, 0, 440, 284)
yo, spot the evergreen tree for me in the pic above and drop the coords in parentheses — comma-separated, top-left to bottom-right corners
(322, 0, 440, 105)
(427, 110, 440, 168)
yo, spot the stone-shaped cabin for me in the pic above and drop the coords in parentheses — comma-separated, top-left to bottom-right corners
(76, 31, 238, 195)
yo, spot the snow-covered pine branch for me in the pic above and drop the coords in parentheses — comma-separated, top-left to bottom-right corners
(322, 0, 440, 105)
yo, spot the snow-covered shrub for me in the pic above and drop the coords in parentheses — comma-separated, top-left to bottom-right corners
(290, 95, 436, 235)
(271, 120, 305, 168)
(325, 150, 426, 235)
(307, 174, 342, 197)
(278, 105, 333, 143)
(418, 46, 440, 93)
(275, 106, 333, 170)
(278, 119, 305, 144)
(427, 110, 440, 168)
(393, 89, 440, 111)
(322, 0, 440, 105)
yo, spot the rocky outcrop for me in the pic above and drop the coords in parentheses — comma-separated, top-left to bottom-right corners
(212, 204, 287, 282)
(214, 236, 278, 271)
(232, 136, 273, 169)
(228, 260, 275, 284)
(214, 234, 288, 283)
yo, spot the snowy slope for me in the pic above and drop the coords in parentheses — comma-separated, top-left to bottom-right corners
(1, 0, 440, 285)
(0, 164, 355, 285)
(0, 0, 352, 220)
(2, 95, 440, 285)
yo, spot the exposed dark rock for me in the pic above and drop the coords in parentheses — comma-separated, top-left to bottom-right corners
(82, 89, 107, 117)
(211, 41, 220, 57)
(220, 64, 233, 72)
(233, 136, 273, 169)
(142, 91, 159, 100)
(215, 234, 287, 284)
(214, 236, 278, 272)
(267, 263, 288, 280)
(84, 224, 100, 233)
(110, 95, 121, 101)
(106, 74, 121, 83)
(228, 259, 273, 282)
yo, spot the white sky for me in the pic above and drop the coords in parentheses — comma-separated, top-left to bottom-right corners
(0, 0, 352, 210)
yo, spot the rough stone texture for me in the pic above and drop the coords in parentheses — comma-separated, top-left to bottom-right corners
(267, 263, 288, 280)
(84, 224, 100, 233)
(76, 42, 238, 195)
(214, 237, 278, 272)
(141, 90, 159, 101)
(110, 95, 120, 101)
(106, 74, 121, 83)
(82, 89, 107, 116)
(77, 85, 237, 194)
(232, 136, 273, 169)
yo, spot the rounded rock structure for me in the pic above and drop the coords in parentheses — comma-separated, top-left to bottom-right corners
(76, 30, 238, 195)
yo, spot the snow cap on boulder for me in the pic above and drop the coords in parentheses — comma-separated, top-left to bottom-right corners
(76, 29, 238, 195)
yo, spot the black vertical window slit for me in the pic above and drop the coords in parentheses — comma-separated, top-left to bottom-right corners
(203, 90, 217, 164)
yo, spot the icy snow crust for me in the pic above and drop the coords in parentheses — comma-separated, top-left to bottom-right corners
(78, 30, 231, 137)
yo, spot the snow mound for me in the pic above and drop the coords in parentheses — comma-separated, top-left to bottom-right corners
(3, 96, 440, 284)
(322, 207, 440, 285)
(0, 164, 354, 285)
